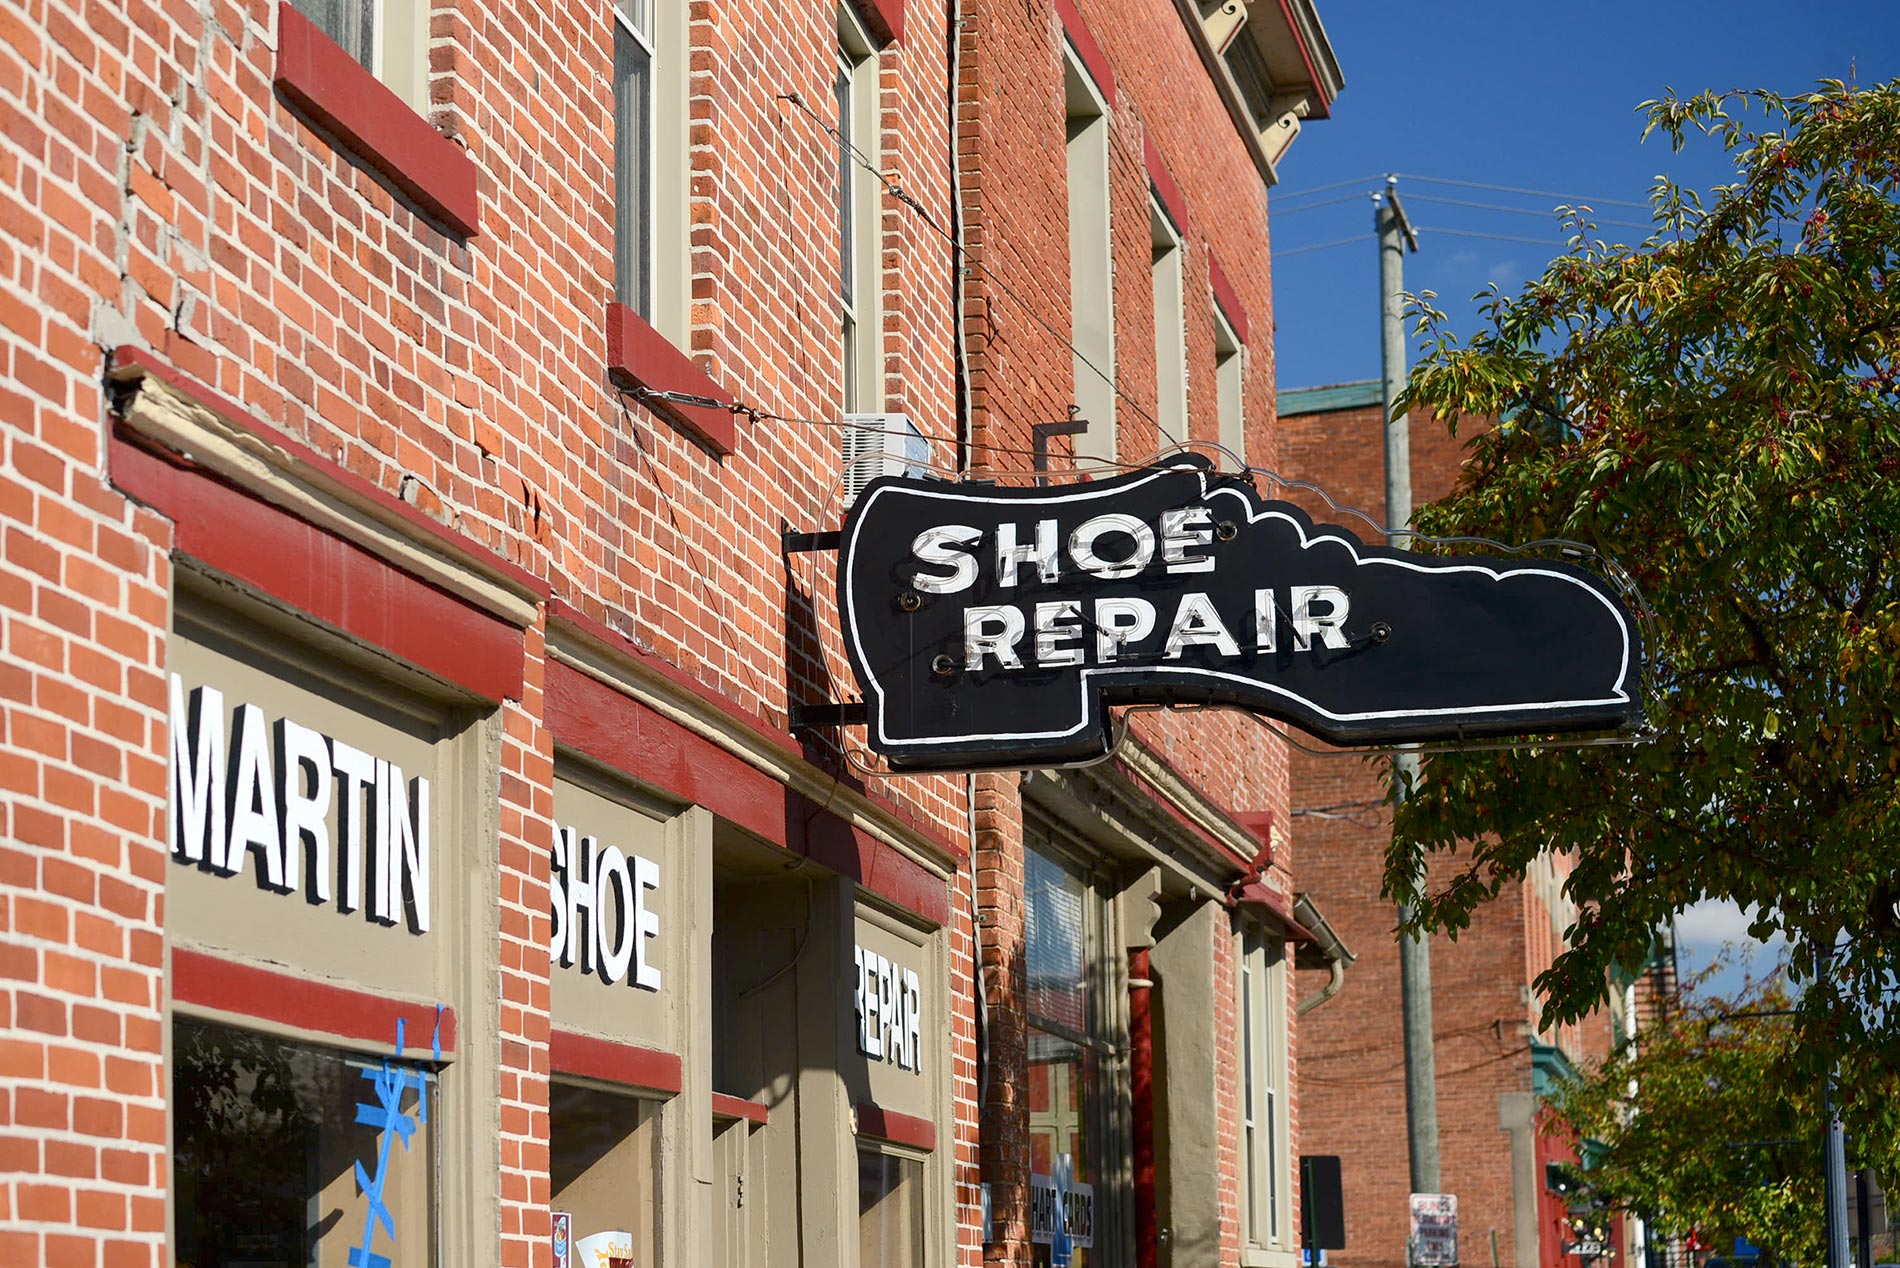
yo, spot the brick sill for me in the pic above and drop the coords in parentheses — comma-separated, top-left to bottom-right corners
(605, 301, 738, 456)
(273, 1, 480, 238)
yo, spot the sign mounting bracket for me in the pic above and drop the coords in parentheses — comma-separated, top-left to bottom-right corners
(790, 701, 869, 731)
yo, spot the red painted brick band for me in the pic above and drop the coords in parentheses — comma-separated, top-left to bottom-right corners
(273, 2, 481, 238)
(856, 1102, 937, 1151)
(605, 302, 739, 456)
(711, 1092, 770, 1124)
(545, 658, 953, 927)
(172, 947, 459, 1055)
(550, 1030, 685, 1094)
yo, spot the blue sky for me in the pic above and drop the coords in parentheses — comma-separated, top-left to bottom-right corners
(1268, 3, 1900, 997)
(1269, 0, 1900, 393)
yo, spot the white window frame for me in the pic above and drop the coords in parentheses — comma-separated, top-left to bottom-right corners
(837, 5, 882, 413)
(1214, 305, 1245, 471)
(1149, 194, 1188, 448)
(1237, 923, 1293, 1265)
(1064, 45, 1115, 469)
(614, 0, 657, 319)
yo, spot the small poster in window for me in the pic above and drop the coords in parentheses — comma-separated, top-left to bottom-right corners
(552, 1211, 572, 1268)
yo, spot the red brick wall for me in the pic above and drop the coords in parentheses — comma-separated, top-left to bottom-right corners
(1279, 395, 1531, 1268)
(1279, 394, 1621, 1268)
(954, 0, 1298, 1259)
(2, 0, 1309, 1263)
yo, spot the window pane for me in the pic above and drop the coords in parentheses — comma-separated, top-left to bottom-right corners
(836, 65, 854, 312)
(1025, 846, 1088, 1035)
(550, 1082, 659, 1267)
(1028, 1028, 1099, 1268)
(616, 0, 651, 37)
(858, 1149, 924, 1267)
(173, 1017, 437, 1268)
(292, 0, 376, 71)
(614, 25, 653, 315)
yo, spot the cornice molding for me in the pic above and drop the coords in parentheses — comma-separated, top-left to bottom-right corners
(546, 621, 964, 884)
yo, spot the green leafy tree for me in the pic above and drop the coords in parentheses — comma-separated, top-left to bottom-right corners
(1391, 79, 1900, 1125)
(1550, 964, 1899, 1264)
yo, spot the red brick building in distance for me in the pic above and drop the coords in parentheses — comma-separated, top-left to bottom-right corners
(1278, 381, 1656, 1268)
(0, 0, 1346, 1265)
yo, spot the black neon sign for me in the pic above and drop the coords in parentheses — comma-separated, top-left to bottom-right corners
(837, 458, 1642, 771)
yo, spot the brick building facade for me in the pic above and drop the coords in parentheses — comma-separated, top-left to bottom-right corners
(1, 0, 1346, 1265)
(1277, 382, 1627, 1268)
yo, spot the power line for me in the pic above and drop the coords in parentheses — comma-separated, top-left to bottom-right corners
(1405, 193, 1655, 231)
(1415, 226, 1576, 247)
(1273, 233, 1369, 257)
(1270, 193, 1367, 215)
(1399, 173, 1652, 210)
(1271, 174, 1386, 200)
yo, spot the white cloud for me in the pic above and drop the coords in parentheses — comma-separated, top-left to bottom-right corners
(1675, 897, 1763, 944)
(1674, 899, 1788, 998)
(1487, 260, 1521, 287)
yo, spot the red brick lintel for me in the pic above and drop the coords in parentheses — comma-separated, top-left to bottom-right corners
(848, 0, 906, 45)
(1144, 134, 1191, 237)
(1208, 250, 1250, 347)
(272, 1, 480, 238)
(1053, 0, 1116, 108)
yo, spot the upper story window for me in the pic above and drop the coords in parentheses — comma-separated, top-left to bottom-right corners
(1237, 923, 1291, 1261)
(615, 0, 656, 318)
(837, 5, 882, 412)
(290, 0, 428, 111)
(1149, 195, 1188, 447)
(1214, 306, 1244, 470)
(612, 0, 689, 340)
(1064, 46, 1115, 468)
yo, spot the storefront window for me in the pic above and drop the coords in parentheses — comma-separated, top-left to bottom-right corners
(1025, 837, 1109, 1267)
(858, 1148, 925, 1267)
(549, 1082, 660, 1266)
(173, 1017, 438, 1267)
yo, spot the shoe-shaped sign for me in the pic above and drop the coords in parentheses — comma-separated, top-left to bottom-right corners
(838, 457, 1643, 771)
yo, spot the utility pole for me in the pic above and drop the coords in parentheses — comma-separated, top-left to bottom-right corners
(1824, 1064, 1850, 1268)
(1376, 175, 1438, 1196)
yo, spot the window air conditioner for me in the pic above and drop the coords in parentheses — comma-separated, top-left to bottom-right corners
(841, 413, 933, 508)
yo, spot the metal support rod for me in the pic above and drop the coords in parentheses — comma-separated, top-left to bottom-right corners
(1825, 1066, 1849, 1268)
(1379, 177, 1439, 1196)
